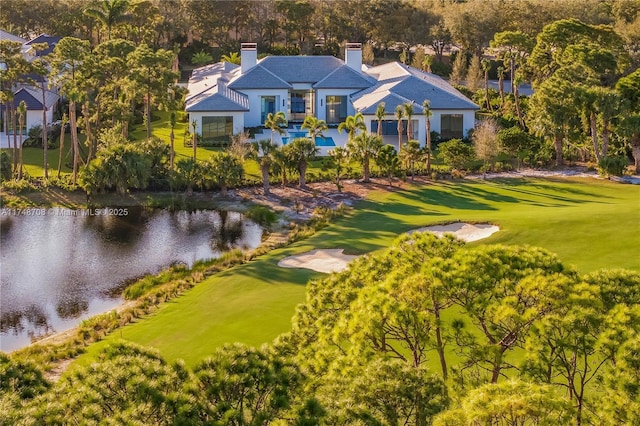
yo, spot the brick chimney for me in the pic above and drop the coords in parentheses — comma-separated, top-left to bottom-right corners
(241, 43, 257, 73)
(345, 42, 362, 71)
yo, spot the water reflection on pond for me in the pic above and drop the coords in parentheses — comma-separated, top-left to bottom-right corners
(0, 207, 264, 352)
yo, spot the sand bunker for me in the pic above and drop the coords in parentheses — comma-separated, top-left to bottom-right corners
(278, 249, 359, 273)
(411, 222, 499, 242)
(278, 224, 498, 274)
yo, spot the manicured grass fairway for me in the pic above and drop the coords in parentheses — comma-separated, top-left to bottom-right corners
(76, 177, 639, 368)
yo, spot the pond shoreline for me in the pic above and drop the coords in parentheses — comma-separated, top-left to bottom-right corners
(1, 206, 266, 353)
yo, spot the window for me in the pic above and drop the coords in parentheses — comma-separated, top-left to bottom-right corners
(202, 116, 232, 143)
(440, 114, 463, 139)
(289, 90, 314, 121)
(325, 95, 347, 123)
(372, 120, 396, 135)
(260, 96, 276, 124)
(291, 92, 305, 114)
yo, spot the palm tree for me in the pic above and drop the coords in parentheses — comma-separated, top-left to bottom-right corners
(327, 146, 349, 192)
(618, 114, 640, 171)
(422, 99, 433, 174)
(288, 138, 318, 187)
(497, 66, 506, 107)
(16, 100, 26, 180)
(395, 105, 404, 150)
(347, 132, 383, 183)
(375, 144, 399, 186)
(169, 111, 176, 169)
(191, 119, 197, 160)
(595, 88, 620, 158)
(264, 111, 287, 144)
(482, 58, 493, 112)
(403, 101, 414, 150)
(375, 102, 386, 137)
(301, 116, 327, 145)
(400, 139, 422, 181)
(57, 113, 68, 178)
(257, 139, 278, 195)
(338, 112, 366, 143)
(208, 151, 244, 197)
(0, 40, 28, 174)
(30, 43, 50, 179)
(49, 37, 91, 185)
(83, 0, 131, 41)
(221, 52, 241, 65)
(514, 73, 525, 127)
(273, 146, 293, 187)
(191, 51, 213, 66)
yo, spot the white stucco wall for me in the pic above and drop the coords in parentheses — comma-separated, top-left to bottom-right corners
(188, 111, 245, 136)
(238, 89, 288, 127)
(26, 110, 52, 132)
(0, 109, 54, 148)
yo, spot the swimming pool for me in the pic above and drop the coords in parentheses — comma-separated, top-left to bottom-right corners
(282, 136, 336, 147)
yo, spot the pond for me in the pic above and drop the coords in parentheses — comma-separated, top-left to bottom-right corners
(0, 207, 265, 352)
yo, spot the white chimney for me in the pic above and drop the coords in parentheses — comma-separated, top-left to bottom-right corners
(241, 42, 257, 73)
(345, 42, 362, 71)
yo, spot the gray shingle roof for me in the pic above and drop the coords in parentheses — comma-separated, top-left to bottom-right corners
(228, 65, 291, 89)
(313, 65, 375, 89)
(353, 62, 479, 112)
(0, 29, 26, 43)
(352, 91, 419, 115)
(25, 34, 61, 56)
(186, 84, 249, 112)
(0, 87, 59, 111)
(258, 56, 344, 84)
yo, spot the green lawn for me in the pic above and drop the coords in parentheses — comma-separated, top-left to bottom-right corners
(7, 111, 393, 184)
(73, 177, 640, 368)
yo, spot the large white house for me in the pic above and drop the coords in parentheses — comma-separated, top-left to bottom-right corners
(186, 43, 478, 153)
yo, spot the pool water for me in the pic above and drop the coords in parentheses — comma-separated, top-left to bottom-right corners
(282, 136, 336, 146)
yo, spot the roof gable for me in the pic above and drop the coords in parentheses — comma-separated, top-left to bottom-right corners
(10, 88, 43, 110)
(186, 84, 249, 112)
(355, 62, 479, 112)
(313, 65, 375, 89)
(228, 64, 291, 89)
(352, 91, 419, 115)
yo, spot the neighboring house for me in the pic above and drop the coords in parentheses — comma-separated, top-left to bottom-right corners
(186, 43, 478, 152)
(0, 86, 59, 133)
(23, 34, 60, 57)
(0, 29, 28, 49)
(0, 30, 61, 148)
(0, 30, 61, 61)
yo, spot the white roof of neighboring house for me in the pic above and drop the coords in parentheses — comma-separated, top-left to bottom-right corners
(0, 29, 27, 44)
